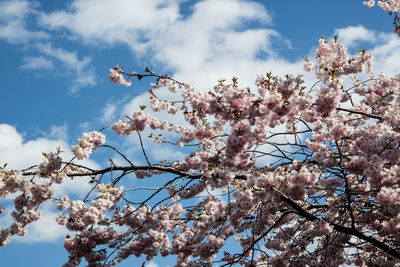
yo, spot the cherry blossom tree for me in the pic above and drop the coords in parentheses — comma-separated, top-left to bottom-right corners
(1, 1, 400, 266)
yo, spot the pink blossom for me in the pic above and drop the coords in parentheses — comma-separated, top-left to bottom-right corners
(108, 68, 132, 87)
(71, 131, 105, 160)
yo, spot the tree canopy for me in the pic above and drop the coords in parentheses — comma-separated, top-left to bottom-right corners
(2, 1, 400, 266)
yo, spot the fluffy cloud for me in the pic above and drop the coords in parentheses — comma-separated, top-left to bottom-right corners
(0, 123, 64, 169)
(101, 102, 118, 124)
(145, 260, 172, 267)
(39, 0, 181, 49)
(370, 33, 400, 76)
(46, 124, 69, 141)
(20, 44, 96, 93)
(36, 43, 96, 93)
(148, 0, 285, 89)
(0, 0, 48, 43)
(334, 25, 377, 47)
(21, 55, 54, 70)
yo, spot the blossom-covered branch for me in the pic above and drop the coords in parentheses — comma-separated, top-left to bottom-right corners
(2, 1, 400, 267)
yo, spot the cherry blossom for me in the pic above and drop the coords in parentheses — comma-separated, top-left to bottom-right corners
(71, 131, 106, 160)
(2, 1, 400, 266)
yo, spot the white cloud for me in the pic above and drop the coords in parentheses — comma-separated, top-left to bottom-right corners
(101, 103, 118, 124)
(0, 0, 48, 43)
(99, 95, 134, 124)
(39, 0, 181, 48)
(0, 123, 63, 170)
(369, 33, 400, 76)
(149, 145, 185, 162)
(21, 55, 54, 70)
(149, 0, 273, 66)
(3, 0, 399, 93)
(155, 0, 288, 89)
(122, 93, 150, 117)
(46, 124, 69, 141)
(146, 261, 161, 267)
(36, 42, 96, 93)
(149, 3, 283, 89)
(78, 121, 91, 132)
(334, 25, 376, 47)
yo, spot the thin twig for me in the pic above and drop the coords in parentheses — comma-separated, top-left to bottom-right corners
(137, 132, 151, 165)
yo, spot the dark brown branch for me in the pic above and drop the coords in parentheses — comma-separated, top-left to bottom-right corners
(336, 107, 383, 121)
(137, 132, 151, 166)
(335, 140, 356, 229)
(102, 144, 134, 166)
(23, 165, 202, 179)
(272, 188, 400, 260)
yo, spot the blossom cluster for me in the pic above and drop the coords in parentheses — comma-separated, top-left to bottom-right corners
(37, 152, 62, 177)
(364, 0, 400, 12)
(0, 168, 55, 246)
(57, 184, 123, 231)
(108, 68, 132, 87)
(56, 184, 124, 266)
(71, 131, 106, 160)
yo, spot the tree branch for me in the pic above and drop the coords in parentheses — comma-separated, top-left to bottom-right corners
(336, 107, 383, 121)
(272, 188, 400, 260)
(23, 165, 202, 179)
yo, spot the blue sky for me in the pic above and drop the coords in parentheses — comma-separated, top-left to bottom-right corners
(0, 0, 399, 266)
